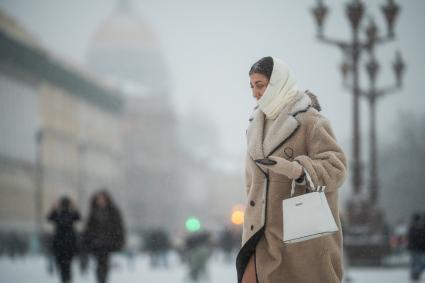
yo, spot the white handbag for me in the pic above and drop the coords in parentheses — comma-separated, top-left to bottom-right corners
(282, 169, 338, 244)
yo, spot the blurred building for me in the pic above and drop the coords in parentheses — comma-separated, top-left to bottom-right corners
(122, 97, 184, 232)
(0, 11, 124, 234)
(86, 0, 169, 95)
(86, 0, 184, 232)
(85, 0, 245, 233)
(0, 0, 245, 237)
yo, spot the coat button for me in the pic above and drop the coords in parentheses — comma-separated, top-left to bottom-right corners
(250, 200, 255, 206)
(250, 225, 254, 231)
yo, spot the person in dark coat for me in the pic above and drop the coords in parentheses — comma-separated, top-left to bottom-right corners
(47, 196, 80, 283)
(82, 189, 125, 283)
(144, 228, 171, 268)
(408, 213, 425, 281)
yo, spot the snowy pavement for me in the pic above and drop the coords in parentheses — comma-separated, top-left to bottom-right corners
(0, 253, 423, 283)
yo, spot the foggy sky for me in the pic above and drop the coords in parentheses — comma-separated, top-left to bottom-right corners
(1, 0, 424, 175)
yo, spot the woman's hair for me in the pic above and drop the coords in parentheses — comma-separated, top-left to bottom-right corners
(90, 188, 114, 210)
(249, 56, 274, 80)
(305, 90, 322, 112)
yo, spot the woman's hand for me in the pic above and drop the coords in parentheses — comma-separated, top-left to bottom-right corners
(262, 156, 303, 179)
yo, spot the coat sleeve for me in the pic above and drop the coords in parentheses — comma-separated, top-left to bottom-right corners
(294, 117, 347, 193)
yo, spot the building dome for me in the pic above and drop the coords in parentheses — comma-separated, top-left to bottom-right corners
(86, 0, 169, 95)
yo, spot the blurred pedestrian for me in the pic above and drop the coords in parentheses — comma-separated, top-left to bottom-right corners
(144, 228, 171, 268)
(4, 232, 26, 259)
(82, 189, 125, 283)
(47, 196, 81, 283)
(219, 227, 236, 262)
(237, 56, 347, 283)
(408, 213, 425, 281)
(184, 231, 212, 282)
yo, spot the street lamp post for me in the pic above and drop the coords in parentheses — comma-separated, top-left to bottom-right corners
(311, 0, 367, 198)
(311, 0, 401, 215)
(311, 0, 404, 264)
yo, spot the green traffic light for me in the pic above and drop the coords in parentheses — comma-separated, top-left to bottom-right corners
(185, 217, 201, 232)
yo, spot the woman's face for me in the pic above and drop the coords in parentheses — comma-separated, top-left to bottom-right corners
(95, 194, 108, 208)
(250, 73, 269, 101)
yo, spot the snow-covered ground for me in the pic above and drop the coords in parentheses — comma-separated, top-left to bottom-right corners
(0, 253, 423, 283)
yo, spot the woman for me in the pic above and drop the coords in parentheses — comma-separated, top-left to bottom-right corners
(47, 196, 80, 283)
(82, 190, 125, 283)
(236, 57, 347, 283)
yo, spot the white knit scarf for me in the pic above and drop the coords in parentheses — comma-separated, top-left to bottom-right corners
(258, 57, 299, 119)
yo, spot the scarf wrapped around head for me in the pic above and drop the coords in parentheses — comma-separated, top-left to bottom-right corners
(258, 58, 299, 119)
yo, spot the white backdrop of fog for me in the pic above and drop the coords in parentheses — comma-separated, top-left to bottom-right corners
(0, 0, 424, 175)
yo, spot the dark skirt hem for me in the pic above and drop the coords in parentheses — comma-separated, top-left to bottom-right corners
(236, 227, 265, 283)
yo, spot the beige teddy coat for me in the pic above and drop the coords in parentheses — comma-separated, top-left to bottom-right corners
(236, 91, 348, 283)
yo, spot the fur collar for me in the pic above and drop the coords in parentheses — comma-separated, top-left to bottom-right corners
(247, 91, 311, 161)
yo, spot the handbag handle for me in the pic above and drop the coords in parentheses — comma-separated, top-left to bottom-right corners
(290, 168, 326, 197)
